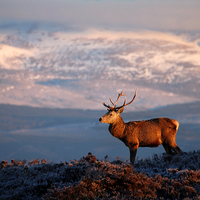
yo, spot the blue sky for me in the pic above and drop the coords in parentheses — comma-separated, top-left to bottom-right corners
(0, 0, 200, 31)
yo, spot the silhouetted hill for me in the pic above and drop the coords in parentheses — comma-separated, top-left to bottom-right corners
(124, 101, 200, 121)
(0, 101, 200, 131)
(0, 104, 104, 131)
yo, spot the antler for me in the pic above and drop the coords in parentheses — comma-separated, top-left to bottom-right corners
(102, 101, 113, 110)
(102, 89, 138, 111)
(109, 90, 127, 107)
(116, 89, 138, 110)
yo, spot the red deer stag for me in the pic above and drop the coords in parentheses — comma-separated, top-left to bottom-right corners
(99, 89, 182, 165)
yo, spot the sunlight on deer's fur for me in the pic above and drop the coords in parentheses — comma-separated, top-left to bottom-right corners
(99, 89, 182, 165)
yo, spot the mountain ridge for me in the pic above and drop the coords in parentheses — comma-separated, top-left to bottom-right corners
(0, 22, 200, 109)
(1, 101, 200, 131)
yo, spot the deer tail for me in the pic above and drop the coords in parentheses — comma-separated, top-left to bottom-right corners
(171, 119, 179, 131)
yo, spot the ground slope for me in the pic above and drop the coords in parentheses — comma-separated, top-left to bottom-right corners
(0, 151, 200, 199)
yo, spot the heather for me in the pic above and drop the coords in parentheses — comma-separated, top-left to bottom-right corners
(1, 151, 200, 199)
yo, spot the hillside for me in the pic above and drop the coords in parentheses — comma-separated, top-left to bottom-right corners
(0, 101, 200, 131)
(0, 22, 200, 110)
(0, 151, 200, 199)
(0, 103, 103, 131)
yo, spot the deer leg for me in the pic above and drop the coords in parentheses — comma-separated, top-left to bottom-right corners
(170, 145, 182, 155)
(163, 143, 182, 156)
(162, 143, 173, 155)
(129, 148, 137, 165)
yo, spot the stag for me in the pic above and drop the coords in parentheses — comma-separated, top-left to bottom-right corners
(99, 89, 182, 165)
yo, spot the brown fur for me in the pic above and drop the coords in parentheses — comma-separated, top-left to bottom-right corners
(99, 111, 182, 165)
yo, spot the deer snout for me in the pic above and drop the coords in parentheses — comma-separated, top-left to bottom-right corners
(99, 117, 106, 123)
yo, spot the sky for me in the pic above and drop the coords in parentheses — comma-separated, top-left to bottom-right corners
(0, 0, 200, 31)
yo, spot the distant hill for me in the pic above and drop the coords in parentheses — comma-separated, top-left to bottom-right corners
(0, 23, 199, 110)
(0, 104, 104, 131)
(124, 101, 200, 120)
(0, 101, 199, 131)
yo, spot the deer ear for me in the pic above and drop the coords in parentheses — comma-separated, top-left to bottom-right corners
(117, 107, 124, 114)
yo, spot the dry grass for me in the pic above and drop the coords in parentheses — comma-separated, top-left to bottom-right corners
(46, 153, 200, 200)
(1, 152, 200, 199)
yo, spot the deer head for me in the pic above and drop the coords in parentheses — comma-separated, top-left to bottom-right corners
(99, 89, 138, 124)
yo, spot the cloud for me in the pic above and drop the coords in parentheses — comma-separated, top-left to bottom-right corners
(0, 0, 200, 31)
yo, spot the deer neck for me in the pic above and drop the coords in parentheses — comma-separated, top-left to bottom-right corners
(109, 116, 126, 139)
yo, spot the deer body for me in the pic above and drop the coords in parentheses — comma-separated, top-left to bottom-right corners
(99, 89, 182, 165)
